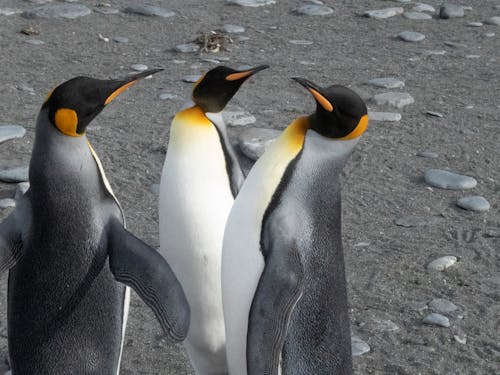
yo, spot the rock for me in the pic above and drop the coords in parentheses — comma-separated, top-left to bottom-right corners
(351, 336, 370, 356)
(445, 41, 467, 48)
(94, 7, 119, 15)
(363, 7, 404, 19)
(453, 332, 467, 344)
(0, 8, 21, 16)
(222, 111, 256, 127)
(403, 12, 432, 20)
(368, 112, 401, 122)
(484, 228, 500, 238)
(150, 183, 160, 195)
(429, 298, 458, 313)
(16, 83, 35, 95)
(22, 4, 91, 19)
(371, 92, 415, 108)
(423, 313, 450, 327)
(412, 3, 436, 13)
(422, 50, 447, 56)
(131, 64, 148, 72)
(0, 166, 29, 183)
(368, 77, 404, 89)
(439, 4, 465, 19)
(289, 39, 314, 45)
(427, 256, 457, 272)
(0, 125, 26, 144)
(456, 196, 490, 212)
(113, 36, 129, 43)
(485, 16, 500, 25)
(182, 74, 202, 83)
(123, 5, 175, 17)
(416, 151, 438, 158)
(398, 31, 426, 42)
(394, 216, 443, 227)
(424, 169, 477, 189)
(238, 128, 281, 160)
(484, 32, 495, 37)
(293, 4, 333, 16)
(0, 199, 16, 209)
(175, 43, 200, 53)
(15, 182, 30, 200)
(226, 0, 276, 7)
(159, 93, 177, 100)
(426, 111, 443, 117)
(25, 39, 45, 45)
(466, 22, 483, 27)
(222, 24, 245, 33)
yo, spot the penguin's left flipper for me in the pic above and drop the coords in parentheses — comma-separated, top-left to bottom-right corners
(247, 237, 304, 375)
(107, 218, 190, 341)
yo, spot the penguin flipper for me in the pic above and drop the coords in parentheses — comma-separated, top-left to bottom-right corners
(0, 194, 30, 272)
(107, 218, 190, 341)
(247, 239, 304, 375)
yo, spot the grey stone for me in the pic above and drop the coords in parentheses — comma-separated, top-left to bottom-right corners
(351, 336, 370, 356)
(445, 41, 467, 48)
(372, 92, 415, 108)
(226, 0, 276, 7)
(26, 0, 53, 3)
(484, 32, 495, 37)
(368, 319, 399, 332)
(289, 40, 313, 45)
(25, 39, 45, 45)
(16, 83, 35, 95)
(293, 4, 333, 16)
(131, 64, 148, 72)
(0, 8, 21, 16)
(363, 7, 403, 19)
(429, 298, 458, 313)
(456, 196, 490, 212)
(423, 313, 450, 327)
(484, 228, 500, 238)
(0, 166, 29, 183)
(427, 256, 458, 271)
(403, 11, 432, 20)
(150, 183, 160, 195)
(368, 77, 405, 89)
(22, 4, 91, 19)
(182, 74, 202, 83)
(113, 36, 129, 43)
(466, 22, 483, 27)
(0, 199, 16, 209)
(412, 3, 436, 13)
(368, 112, 401, 122)
(222, 111, 256, 126)
(424, 169, 477, 189)
(485, 16, 500, 25)
(238, 128, 281, 160)
(426, 111, 443, 117)
(15, 182, 30, 200)
(398, 31, 426, 42)
(394, 216, 443, 228)
(416, 151, 439, 158)
(0, 125, 26, 144)
(159, 93, 177, 100)
(422, 50, 447, 56)
(94, 7, 119, 15)
(124, 5, 175, 17)
(175, 43, 200, 53)
(222, 24, 245, 33)
(201, 58, 221, 64)
(439, 4, 465, 19)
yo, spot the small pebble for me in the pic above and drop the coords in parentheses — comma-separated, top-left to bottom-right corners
(445, 41, 467, 48)
(485, 16, 500, 25)
(484, 228, 500, 238)
(422, 50, 447, 56)
(0, 8, 21, 16)
(403, 12, 432, 20)
(429, 298, 458, 313)
(454, 332, 467, 344)
(238, 128, 281, 160)
(93, 7, 119, 15)
(16, 83, 35, 95)
(426, 111, 443, 117)
(0, 199, 16, 209)
(427, 256, 457, 272)
(289, 40, 313, 45)
(150, 183, 160, 195)
(368, 77, 404, 89)
(416, 151, 438, 158)
(363, 7, 403, 19)
(369, 319, 399, 332)
(351, 336, 370, 356)
(368, 112, 401, 122)
(293, 4, 333, 16)
(225, 0, 276, 7)
(424, 169, 477, 189)
(222, 111, 257, 126)
(439, 4, 465, 19)
(0, 166, 29, 183)
(159, 93, 177, 100)
(175, 43, 200, 53)
(182, 74, 202, 83)
(131, 64, 148, 72)
(423, 313, 450, 327)
(371, 92, 414, 108)
(398, 31, 426, 42)
(22, 4, 91, 19)
(123, 5, 175, 17)
(484, 32, 495, 37)
(222, 24, 245, 33)
(25, 39, 45, 45)
(412, 3, 435, 13)
(466, 22, 483, 27)
(113, 36, 129, 43)
(0, 125, 26, 144)
(394, 216, 443, 228)
(456, 196, 490, 212)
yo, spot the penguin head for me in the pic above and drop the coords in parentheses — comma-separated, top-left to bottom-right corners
(42, 69, 163, 137)
(192, 65, 269, 113)
(293, 77, 368, 140)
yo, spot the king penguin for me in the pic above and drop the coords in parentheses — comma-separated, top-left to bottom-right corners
(0, 70, 190, 374)
(159, 65, 268, 374)
(221, 77, 369, 375)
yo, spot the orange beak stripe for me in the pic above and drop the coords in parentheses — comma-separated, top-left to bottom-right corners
(308, 88, 334, 112)
(225, 70, 255, 81)
(104, 80, 138, 105)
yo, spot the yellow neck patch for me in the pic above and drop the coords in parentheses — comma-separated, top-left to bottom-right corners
(339, 114, 369, 140)
(55, 108, 81, 137)
(278, 116, 310, 153)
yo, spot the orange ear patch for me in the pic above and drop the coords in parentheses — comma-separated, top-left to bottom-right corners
(339, 114, 369, 140)
(225, 70, 254, 81)
(104, 80, 137, 105)
(308, 88, 334, 112)
(55, 108, 80, 137)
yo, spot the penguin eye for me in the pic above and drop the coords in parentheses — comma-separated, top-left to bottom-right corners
(55, 108, 80, 137)
(309, 88, 334, 112)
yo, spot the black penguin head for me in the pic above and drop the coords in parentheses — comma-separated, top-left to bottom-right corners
(192, 65, 269, 113)
(293, 77, 368, 140)
(42, 69, 163, 137)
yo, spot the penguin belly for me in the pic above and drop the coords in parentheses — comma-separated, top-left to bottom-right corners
(159, 117, 233, 374)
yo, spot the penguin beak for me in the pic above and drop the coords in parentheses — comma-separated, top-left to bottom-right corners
(292, 77, 334, 112)
(225, 65, 269, 81)
(104, 68, 164, 105)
